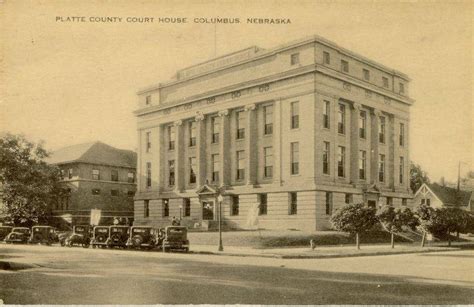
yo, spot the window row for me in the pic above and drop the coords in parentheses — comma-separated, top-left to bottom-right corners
(91, 188, 135, 197)
(61, 168, 135, 183)
(143, 198, 191, 218)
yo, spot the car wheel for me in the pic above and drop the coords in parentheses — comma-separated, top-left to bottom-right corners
(184, 247, 189, 253)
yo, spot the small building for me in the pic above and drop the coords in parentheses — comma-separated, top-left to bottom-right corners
(46, 141, 137, 227)
(413, 183, 473, 211)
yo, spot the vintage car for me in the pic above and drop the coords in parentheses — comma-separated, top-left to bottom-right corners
(5, 227, 30, 244)
(0, 226, 13, 241)
(126, 226, 156, 250)
(64, 225, 91, 248)
(29, 226, 57, 245)
(162, 226, 189, 252)
(106, 225, 129, 248)
(90, 226, 110, 248)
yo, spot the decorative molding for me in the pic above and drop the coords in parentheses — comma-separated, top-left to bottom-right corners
(218, 109, 229, 117)
(173, 120, 183, 126)
(194, 111, 205, 121)
(352, 102, 362, 110)
(244, 103, 257, 111)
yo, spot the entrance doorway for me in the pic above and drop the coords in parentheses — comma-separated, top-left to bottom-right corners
(202, 201, 215, 220)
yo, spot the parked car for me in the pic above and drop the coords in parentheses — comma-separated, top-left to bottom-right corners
(90, 226, 110, 248)
(162, 226, 189, 252)
(5, 227, 31, 244)
(106, 226, 129, 248)
(0, 226, 13, 241)
(29, 226, 57, 245)
(126, 226, 156, 250)
(65, 225, 91, 248)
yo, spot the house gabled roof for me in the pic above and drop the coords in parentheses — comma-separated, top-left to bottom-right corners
(425, 183, 472, 207)
(46, 141, 137, 169)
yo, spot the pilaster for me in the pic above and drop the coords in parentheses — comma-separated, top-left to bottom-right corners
(174, 120, 184, 192)
(350, 102, 361, 185)
(245, 103, 258, 186)
(218, 109, 231, 187)
(195, 112, 206, 188)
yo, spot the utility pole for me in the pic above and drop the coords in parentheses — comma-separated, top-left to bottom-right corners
(457, 161, 461, 191)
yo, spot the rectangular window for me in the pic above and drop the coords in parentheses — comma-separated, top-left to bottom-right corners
(127, 172, 135, 183)
(337, 146, 345, 178)
(338, 104, 345, 134)
(264, 105, 273, 135)
(189, 157, 196, 184)
(162, 199, 169, 217)
(60, 169, 65, 180)
(325, 192, 332, 215)
(168, 160, 175, 186)
(68, 168, 73, 179)
(426, 199, 431, 206)
(183, 198, 191, 217)
(146, 131, 151, 152)
(264, 147, 273, 178)
(111, 170, 118, 182)
(402, 198, 408, 206)
(236, 150, 245, 180)
(231, 196, 239, 216)
(399, 123, 405, 147)
(399, 157, 405, 184)
(110, 189, 119, 196)
(382, 76, 389, 88)
(92, 169, 100, 180)
(91, 189, 101, 195)
(168, 126, 175, 150)
(291, 142, 299, 175)
(145, 95, 151, 105)
(212, 116, 220, 143)
(379, 154, 385, 182)
(399, 82, 405, 94)
(341, 60, 349, 73)
(236, 111, 245, 139)
(323, 101, 330, 129)
(291, 53, 300, 65)
(363, 69, 370, 81)
(359, 111, 366, 139)
(379, 116, 386, 144)
(289, 192, 297, 215)
(212, 154, 220, 183)
(259, 194, 267, 215)
(345, 193, 353, 204)
(323, 141, 330, 175)
(146, 162, 152, 187)
(291, 101, 299, 129)
(189, 121, 196, 147)
(127, 190, 135, 197)
(359, 150, 366, 180)
(323, 51, 330, 64)
(386, 197, 393, 206)
(144, 200, 149, 218)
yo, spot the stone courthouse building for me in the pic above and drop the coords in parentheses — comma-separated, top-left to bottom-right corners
(133, 35, 413, 231)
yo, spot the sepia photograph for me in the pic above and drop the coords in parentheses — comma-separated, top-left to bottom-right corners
(0, 0, 473, 305)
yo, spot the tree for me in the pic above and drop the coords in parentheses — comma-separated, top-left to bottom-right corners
(415, 204, 434, 247)
(330, 203, 378, 250)
(0, 133, 66, 226)
(410, 162, 430, 193)
(377, 206, 419, 248)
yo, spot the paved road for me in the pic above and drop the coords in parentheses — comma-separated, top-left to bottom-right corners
(1, 244, 473, 304)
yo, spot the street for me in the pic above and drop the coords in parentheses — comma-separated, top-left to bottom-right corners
(1, 244, 473, 304)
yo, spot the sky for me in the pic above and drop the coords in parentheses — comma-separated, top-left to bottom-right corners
(1, 0, 472, 182)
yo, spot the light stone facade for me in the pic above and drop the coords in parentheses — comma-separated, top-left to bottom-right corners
(134, 35, 413, 231)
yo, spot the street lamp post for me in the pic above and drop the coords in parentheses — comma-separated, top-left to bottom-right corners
(217, 193, 224, 252)
(179, 204, 183, 220)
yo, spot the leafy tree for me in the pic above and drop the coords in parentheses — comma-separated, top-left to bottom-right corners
(424, 207, 471, 247)
(415, 204, 434, 247)
(330, 203, 378, 250)
(377, 206, 419, 248)
(0, 133, 66, 226)
(410, 162, 430, 193)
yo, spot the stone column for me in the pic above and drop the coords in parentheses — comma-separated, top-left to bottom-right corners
(195, 112, 206, 188)
(350, 102, 361, 185)
(273, 99, 282, 185)
(388, 114, 395, 190)
(174, 120, 184, 192)
(218, 109, 231, 187)
(245, 103, 258, 186)
(137, 130, 142, 191)
(370, 110, 381, 184)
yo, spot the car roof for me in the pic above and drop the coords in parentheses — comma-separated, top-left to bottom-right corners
(109, 225, 129, 228)
(13, 227, 29, 230)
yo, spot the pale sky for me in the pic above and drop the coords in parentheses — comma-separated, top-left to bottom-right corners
(1, 0, 472, 182)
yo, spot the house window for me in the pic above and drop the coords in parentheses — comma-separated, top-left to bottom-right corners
(144, 200, 149, 218)
(212, 154, 220, 183)
(399, 123, 405, 147)
(168, 160, 175, 186)
(68, 168, 73, 179)
(399, 157, 405, 184)
(325, 192, 332, 215)
(231, 196, 239, 216)
(289, 192, 297, 215)
(399, 82, 405, 94)
(92, 169, 100, 180)
(387, 197, 393, 206)
(259, 194, 267, 215)
(146, 162, 152, 187)
(359, 111, 366, 139)
(236, 111, 245, 139)
(127, 190, 135, 197)
(345, 193, 353, 204)
(323, 141, 330, 175)
(189, 157, 196, 184)
(363, 69, 370, 81)
(162, 199, 169, 217)
(379, 116, 386, 144)
(189, 121, 196, 147)
(382, 76, 389, 88)
(264, 147, 273, 178)
(338, 104, 345, 134)
(183, 198, 191, 217)
(290, 53, 300, 65)
(359, 150, 366, 180)
(291, 101, 299, 129)
(323, 101, 330, 129)
(323, 51, 330, 64)
(146, 131, 151, 152)
(91, 189, 101, 195)
(111, 170, 118, 182)
(402, 199, 408, 206)
(341, 60, 349, 73)
(426, 199, 431, 206)
(212, 116, 220, 143)
(379, 154, 385, 182)
(337, 146, 345, 178)
(127, 172, 135, 183)
(145, 95, 151, 105)
(168, 126, 175, 150)
(264, 105, 273, 135)
(236, 150, 245, 180)
(291, 142, 299, 175)
(110, 189, 119, 196)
